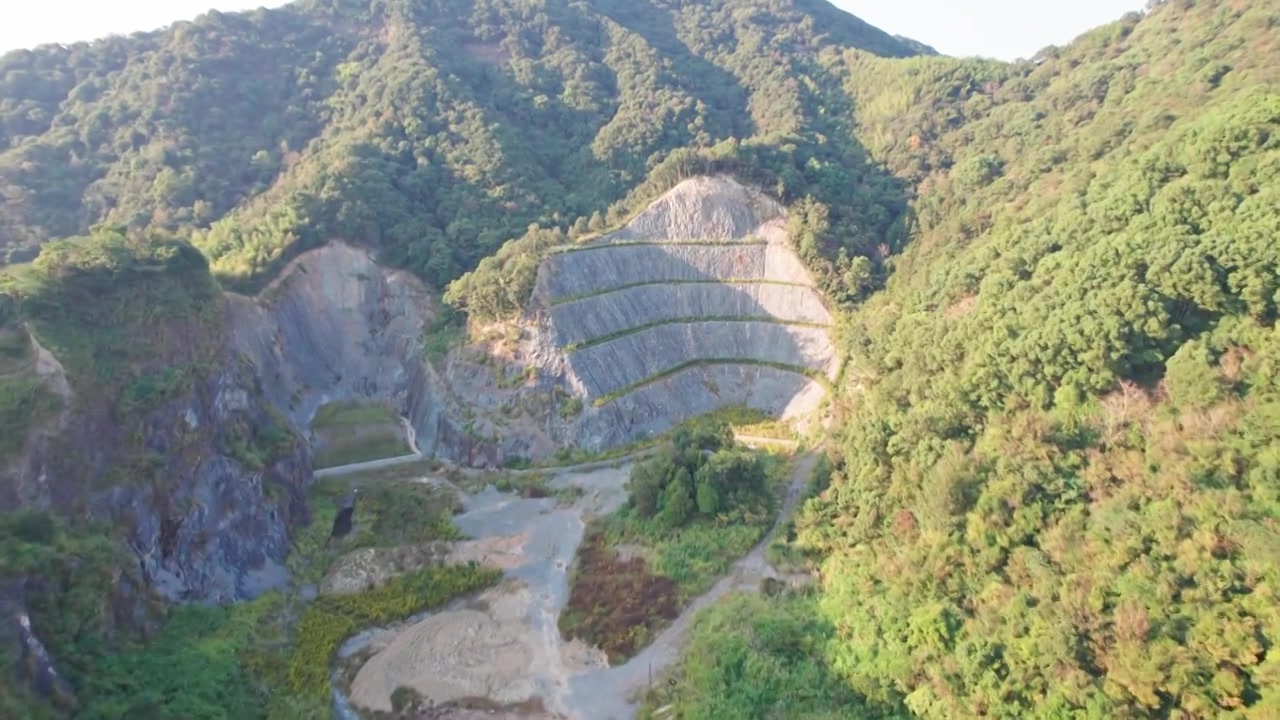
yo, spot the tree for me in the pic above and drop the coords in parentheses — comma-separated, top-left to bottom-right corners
(661, 468, 696, 529)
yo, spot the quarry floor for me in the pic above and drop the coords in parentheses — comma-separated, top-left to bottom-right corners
(330, 442, 812, 720)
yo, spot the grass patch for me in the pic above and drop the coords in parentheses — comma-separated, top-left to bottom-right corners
(562, 316, 830, 353)
(549, 278, 811, 306)
(695, 404, 796, 440)
(593, 359, 830, 407)
(314, 434, 413, 469)
(297, 477, 463, 585)
(310, 401, 413, 470)
(311, 400, 402, 429)
(556, 530, 681, 664)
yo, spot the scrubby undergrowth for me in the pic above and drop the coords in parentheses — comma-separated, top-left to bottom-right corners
(558, 419, 784, 662)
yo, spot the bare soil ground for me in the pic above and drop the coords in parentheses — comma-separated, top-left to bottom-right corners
(337, 450, 815, 720)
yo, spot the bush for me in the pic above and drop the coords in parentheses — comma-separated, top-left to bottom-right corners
(626, 420, 770, 528)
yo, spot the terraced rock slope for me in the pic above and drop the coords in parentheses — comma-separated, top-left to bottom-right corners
(537, 176, 838, 448)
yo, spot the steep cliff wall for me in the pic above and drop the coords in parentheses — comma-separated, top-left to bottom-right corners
(2, 320, 311, 604)
(227, 243, 516, 466)
(0, 237, 321, 710)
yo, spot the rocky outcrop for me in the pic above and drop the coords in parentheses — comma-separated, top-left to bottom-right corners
(549, 283, 831, 347)
(577, 365, 826, 448)
(537, 242, 810, 300)
(2, 321, 311, 605)
(565, 322, 834, 399)
(226, 243, 506, 467)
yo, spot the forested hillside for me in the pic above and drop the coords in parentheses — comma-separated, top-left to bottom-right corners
(0, 0, 914, 291)
(2, 0, 1279, 718)
(789, 1, 1280, 717)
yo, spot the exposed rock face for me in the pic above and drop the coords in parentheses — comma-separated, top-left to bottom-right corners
(565, 322, 834, 398)
(530, 175, 838, 450)
(537, 242, 810, 299)
(2, 321, 311, 605)
(549, 283, 832, 347)
(0, 580, 76, 711)
(577, 365, 826, 445)
(226, 243, 505, 466)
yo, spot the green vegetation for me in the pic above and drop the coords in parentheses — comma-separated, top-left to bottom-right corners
(559, 420, 782, 661)
(311, 400, 401, 429)
(0, 374, 57, 463)
(791, 4, 1280, 719)
(422, 306, 466, 366)
(287, 564, 500, 702)
(0, 0, 915, 297)
(0, 229, 220, 387)
(309, 400, 413, 469)
(1, 475, 490, 720)
(638, 593, 908, 720)
(4, 0, 1280, 717)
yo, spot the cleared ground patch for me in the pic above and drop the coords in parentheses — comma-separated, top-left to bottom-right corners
(310, 400, 413, 469)
(557, 530, 682, 664)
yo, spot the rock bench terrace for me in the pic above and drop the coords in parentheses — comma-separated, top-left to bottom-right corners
(531, 176, 840, 443)
(549, 282, 833, 347)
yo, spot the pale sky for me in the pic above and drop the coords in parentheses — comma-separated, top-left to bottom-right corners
(2, 0, 1146, 61)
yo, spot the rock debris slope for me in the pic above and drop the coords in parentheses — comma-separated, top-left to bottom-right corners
(536, 176, 838, 448)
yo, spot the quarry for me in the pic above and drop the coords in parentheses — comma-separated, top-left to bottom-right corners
(261, 176, 837, 718)
(1, 175, 836, 718)
(223, 175, 837, 469)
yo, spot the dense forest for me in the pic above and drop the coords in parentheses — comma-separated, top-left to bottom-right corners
(796, 1, 1280, 718)
(2, 0, 1280, 718)
(0, 0, 915, 293)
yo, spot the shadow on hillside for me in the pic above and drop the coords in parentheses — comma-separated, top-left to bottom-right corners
(542, 228, 833, 452)
(591, 0, 756, 140)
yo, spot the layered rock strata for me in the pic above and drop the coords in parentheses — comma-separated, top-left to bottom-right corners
(549, 283, 831, 347)
(530, 175, 838, 449)
(566, 322, 834, 399)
